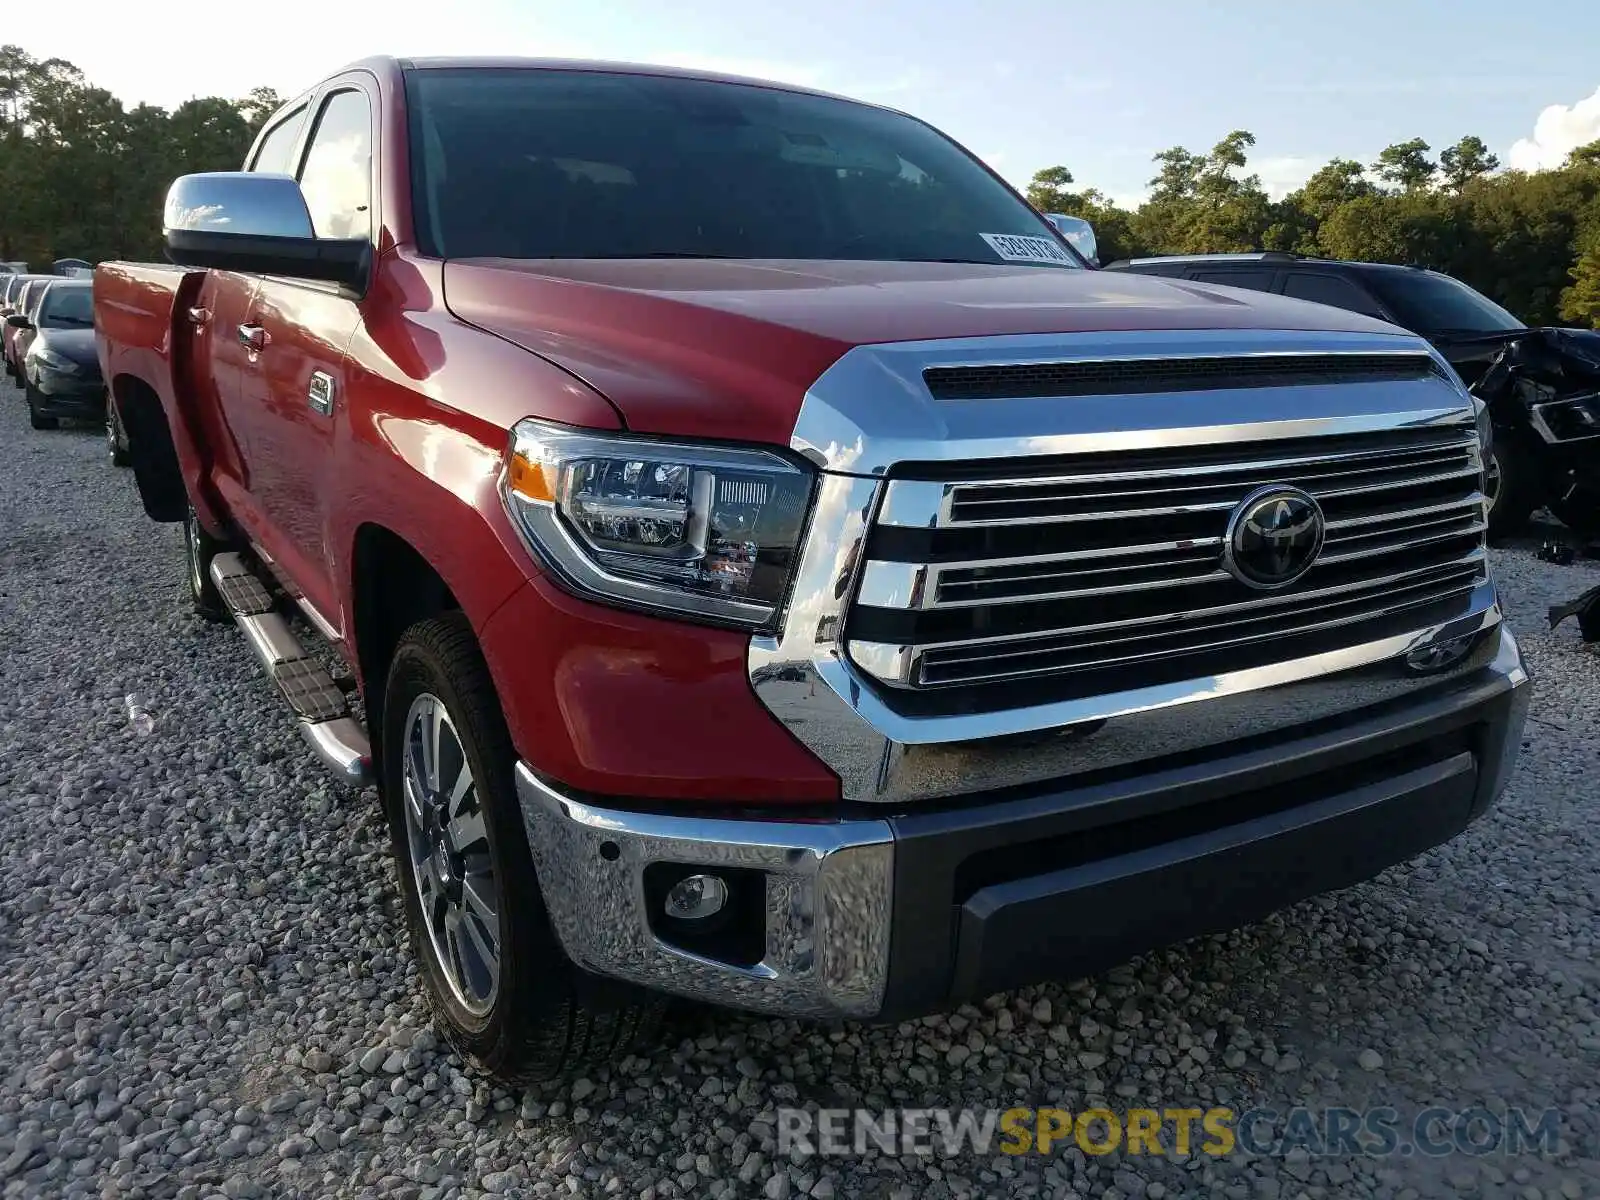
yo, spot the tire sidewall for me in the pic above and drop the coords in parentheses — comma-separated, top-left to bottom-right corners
(380, 622, 544, 1066)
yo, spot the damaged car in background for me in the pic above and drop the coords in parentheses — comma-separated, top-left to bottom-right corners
(1469, 326, 1600, 540)
(1102, 253, 1600, 538)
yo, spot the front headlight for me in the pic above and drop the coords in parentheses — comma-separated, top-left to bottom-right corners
(501, 418, 814, 629)
(1472, 395, 1493, 458)
(35, 346, 78, 374)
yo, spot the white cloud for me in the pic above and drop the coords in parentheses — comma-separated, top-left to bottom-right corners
(1509, 85, 1600, 171)
(1253, 155, 1319, 199)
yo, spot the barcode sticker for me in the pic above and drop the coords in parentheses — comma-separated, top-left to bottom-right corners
(979, 233, 1075, 265)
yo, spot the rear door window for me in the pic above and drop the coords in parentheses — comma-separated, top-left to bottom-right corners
(297, 89, 373, 240)
(1282, 272, 1388, 318)
(249, 106, 308, 174)
(1189, 268, 1276, 292)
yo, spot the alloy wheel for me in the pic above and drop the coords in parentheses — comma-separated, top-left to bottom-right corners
(186, 510, 205, 599)
(401, 692, 501, 1016)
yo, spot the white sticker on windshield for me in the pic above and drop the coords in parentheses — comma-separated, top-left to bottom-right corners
(980, 232, 1075, 265)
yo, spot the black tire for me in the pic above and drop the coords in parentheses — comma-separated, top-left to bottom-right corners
(183, 505, 231, 622)
(381, 612, 662, 1084)
(1484, 436, 1541, 539)
(24, 381, 58, 430)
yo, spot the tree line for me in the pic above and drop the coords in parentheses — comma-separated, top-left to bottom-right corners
(4, 44, 1598, 329)
(1027, 130, 1600, 328)
(0, 46, 280, 265)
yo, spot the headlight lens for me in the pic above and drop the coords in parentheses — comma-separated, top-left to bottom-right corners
(35, 346, 78, 373)
(501, 418, 814, 628)
(1472, 395, 1493, 458)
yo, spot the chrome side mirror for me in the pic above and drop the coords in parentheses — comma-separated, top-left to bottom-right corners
(163, 172, 370, 294)
(1044, 213, 1098, 267)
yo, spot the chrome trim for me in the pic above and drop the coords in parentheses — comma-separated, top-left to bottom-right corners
(862, 548, 1487, 662)
(747, 328, 1508, 802)
(163, 171, 316, 239)
(301, 717, 373, 787)
(792, 329, 1463, 477)
(236, 612, 302, 668)
(902, 577, 1491, 688)
(296, 595, 343, 642)
(514, 763, 892, 1018)
(307, 369, 335, 417)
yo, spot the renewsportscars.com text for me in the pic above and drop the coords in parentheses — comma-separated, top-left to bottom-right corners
(777, 1105, 1565, 1159)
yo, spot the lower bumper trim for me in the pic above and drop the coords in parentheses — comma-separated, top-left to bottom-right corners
(514, 765, 893, 1018)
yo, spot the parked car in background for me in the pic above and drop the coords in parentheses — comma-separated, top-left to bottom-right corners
(1, 261, 28, 274)
(51, 257, 94, 279)
(2, 273, 46, 330)
(3, 278, 52, 379)
(15, 280, 103, 429)
(1102, 252, 1600, 535)
(95, 56, 1526, 1082)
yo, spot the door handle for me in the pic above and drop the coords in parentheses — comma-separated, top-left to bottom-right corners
(237, 323, 268, 352)
(187, 306, 211, 327)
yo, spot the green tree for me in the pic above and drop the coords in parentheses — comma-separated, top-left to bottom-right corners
(1025, 165, 1082, 213)
(1373, 138, 1437, 192)
(1561, 229, 1600, 327)
(1439, 135, 1499, 191)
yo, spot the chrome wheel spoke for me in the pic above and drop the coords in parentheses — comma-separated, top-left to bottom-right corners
(460, 871, 498, 932)
(401, 691, 501, 1017)
(449, 802, 487, 854)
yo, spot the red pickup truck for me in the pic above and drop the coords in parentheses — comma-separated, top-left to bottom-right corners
(95, 56, 1530, 1083)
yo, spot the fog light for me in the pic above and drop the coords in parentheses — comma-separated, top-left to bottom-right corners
(663, 873, 728, 921)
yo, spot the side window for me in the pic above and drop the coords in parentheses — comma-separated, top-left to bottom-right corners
(297, 89, 373, 240)
(1283, 273, 1387, 317)
(248, 107, 307, 175)
(1189, 268, 1275, 292)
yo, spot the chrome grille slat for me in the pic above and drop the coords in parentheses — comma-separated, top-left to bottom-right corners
(914, 568, 1485, 686)
(848, 414, 1489, 692)
(950, 445, 1473, 508)
(883, 548, 1486, 662)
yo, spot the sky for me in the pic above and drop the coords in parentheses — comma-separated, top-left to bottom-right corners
(15, 0, 1600, 204)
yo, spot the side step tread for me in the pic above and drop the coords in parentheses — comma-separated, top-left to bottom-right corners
(208, 552, 374, 787)
(272, 656, 348, 722)
(217, 572, 274, 616)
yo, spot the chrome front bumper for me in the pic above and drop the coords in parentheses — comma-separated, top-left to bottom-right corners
(518, 624, 1529, 1020)
(516, 764, 895, 1018)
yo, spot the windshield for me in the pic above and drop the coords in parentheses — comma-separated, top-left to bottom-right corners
(1365, 269, 1524, 336)
(39, 285, 92, 327)
(406, 68, 1079, 268)
(20, 283, 47, 318)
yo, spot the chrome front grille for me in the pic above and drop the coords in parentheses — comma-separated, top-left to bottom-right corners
(847, 423, 1488, 696)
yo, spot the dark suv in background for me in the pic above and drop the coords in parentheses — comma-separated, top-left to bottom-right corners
(1103, 254, 1585, 535)
(1102, 254, 1525, 379)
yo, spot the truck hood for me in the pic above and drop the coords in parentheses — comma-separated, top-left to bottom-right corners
(442, 258, 1403, 445)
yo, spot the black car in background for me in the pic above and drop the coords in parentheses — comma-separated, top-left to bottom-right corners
(10, 280, 105, 430)
(1104, 253, 1598, 536)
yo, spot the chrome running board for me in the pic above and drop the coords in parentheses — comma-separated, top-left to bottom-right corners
(209, 552, 374, 787)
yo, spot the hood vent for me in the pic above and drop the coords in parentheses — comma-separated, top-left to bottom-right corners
(923, 352, 1444, 401)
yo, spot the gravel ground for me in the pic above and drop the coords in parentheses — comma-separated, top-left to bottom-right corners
(0, 379, 1596, 1200)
